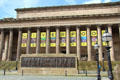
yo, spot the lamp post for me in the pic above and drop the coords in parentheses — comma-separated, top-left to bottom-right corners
(102, 52, 105, 71)
(102, 29, 114, 80)
(94, 43, 101, 80)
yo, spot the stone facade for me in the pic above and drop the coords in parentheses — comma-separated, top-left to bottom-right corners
(0, 2, 120, 61)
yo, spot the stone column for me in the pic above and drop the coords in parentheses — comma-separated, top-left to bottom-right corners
(108, 26, 115, 61)
(36, 28, 40, 54)
(56, 27, 60, 54)
(66, 27, 70, 54)
(16, 29, 22, 61)
(7, 29, 13, 61)
(97, 26, 103, 61)
(46, 27, 50, 54)
(26, 28, 31, 54)
(0, 29, 4, 60)
(2, 35, 9, 61)
(76, 27, 81, 61)
(87, 26, 92, 61)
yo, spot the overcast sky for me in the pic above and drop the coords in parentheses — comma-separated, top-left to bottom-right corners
(0, 0, 119, 19)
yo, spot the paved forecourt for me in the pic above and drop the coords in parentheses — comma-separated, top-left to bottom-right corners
(0, 75, 109, 80)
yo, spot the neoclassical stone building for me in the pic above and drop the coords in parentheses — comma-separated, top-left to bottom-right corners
(0, 2, 120, 61)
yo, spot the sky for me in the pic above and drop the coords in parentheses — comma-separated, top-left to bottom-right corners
(0, 0, 120, 19)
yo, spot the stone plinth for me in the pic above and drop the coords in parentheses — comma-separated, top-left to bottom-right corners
(19, 54, 78, 75)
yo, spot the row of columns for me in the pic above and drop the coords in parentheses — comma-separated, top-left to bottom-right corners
(0, 29, 13, 61)
(0, 25, 117, 61)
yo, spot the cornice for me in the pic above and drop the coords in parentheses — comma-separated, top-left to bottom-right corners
(0, 13, 120, 23)
(15, 2, 120, 12)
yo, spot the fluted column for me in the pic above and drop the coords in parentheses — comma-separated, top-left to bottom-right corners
(7, 29, 13, 61)
(87, 27, 92, 61)
(0, 29, 4, 60)
(16, 29, 22, 61)
(26, 28, 31, 54)
(2, 35, 9, 61)
(46, 27, 50, 54)
(97, 26, 103, 61)
(66, 27, 70, 54)
(76, 27, 81, 61)
(108, 26, 115, 61)
(56, 27, 60, 54)
(36, 28, 40, 54)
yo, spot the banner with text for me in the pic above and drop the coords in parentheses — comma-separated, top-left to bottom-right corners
(81, 31, 87, 46)
(50, 32, 56, 47)
(60, 32, 66, 47)
(31, 33, 36, 47)
(70, 31, 76, 47)
(91, 30, 98, 46)
(21, 33, 27, 47)
(40, 32, 46, 47)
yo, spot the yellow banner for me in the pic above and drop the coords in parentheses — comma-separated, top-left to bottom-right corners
(60, 32, 66, 37)
(40, 43, 46, 47)
(70, 31, 76, 46)
(40, 32, 46, 47)
(50, 32, 56, 37)
(50, 32, 56, 47)
(21, 33, 27, 47)
(60, 32, 66, 47)
(22, 33, 27, 38)
(81, 31, 86, 37)
(31, 43, 36, 47)
(81, 31, 87, 46)
(102, 30, 107, 46)
(91, 31, 97, 36)
(81, 42, 87, 46)
(41, 32, 46, 38)
(21, 43, 27, 47)
(91, 30, 98, 46)
(70, 31, 76, 37)
(30, 33, 36, 47)
(60, 43, 66, 47)
(31, 33, 36, 38)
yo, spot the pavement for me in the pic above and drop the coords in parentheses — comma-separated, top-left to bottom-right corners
(0, 75, 109, 80)
(0, 70, 109, 80)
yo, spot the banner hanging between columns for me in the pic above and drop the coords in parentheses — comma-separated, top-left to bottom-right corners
(81, 31, 87, 46)
(70, 31, 76, 47)
(31, 33, 36, 47)
(40, 32, 46, 47)
(60, 32, 66, 47)
(50, 32, 56, 47)
(21, 33, 27, 47)
(91, 30, 98, 46)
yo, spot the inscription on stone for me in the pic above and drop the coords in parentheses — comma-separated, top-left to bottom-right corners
(21, 57, 75, 68)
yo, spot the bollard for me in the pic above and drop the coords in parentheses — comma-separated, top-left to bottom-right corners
(22, 70, 23, 76)
(3, 69, 6, 76)
(85, 70, 87, 76)
(65, 70, 67, 76)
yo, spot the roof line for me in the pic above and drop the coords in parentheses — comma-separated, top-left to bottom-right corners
(15, 1, 120, 11)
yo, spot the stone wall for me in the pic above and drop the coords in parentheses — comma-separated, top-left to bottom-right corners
(17, 6, 120, 18)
